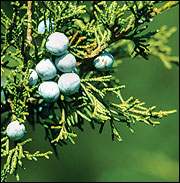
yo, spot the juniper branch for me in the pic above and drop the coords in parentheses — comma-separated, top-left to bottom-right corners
(83, 1, 179, 60)
(1, 1, 178, 182)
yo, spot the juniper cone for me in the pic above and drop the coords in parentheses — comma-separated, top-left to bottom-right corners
(38, 20, 55, 33)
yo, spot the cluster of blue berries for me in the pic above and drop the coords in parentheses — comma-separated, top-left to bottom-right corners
(29, 20, 81, 103)
(6, 20, 115, 141)
(30, 20, 114, 103)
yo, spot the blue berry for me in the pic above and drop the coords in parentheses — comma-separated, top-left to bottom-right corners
(38, 81, 60, 102)
(6, 121, 25, 141)
(46, 32, 69, 56)
(38, 20, 54, 33)
(28, 69, 38, 85)
(36, 59, 57, 80)
(58, 73, 80, 95)
(55, 53, 77, 73)
(93, 51, 114, 71)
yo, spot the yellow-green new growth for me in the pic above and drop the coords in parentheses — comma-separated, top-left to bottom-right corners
(1, 137, 52, 182)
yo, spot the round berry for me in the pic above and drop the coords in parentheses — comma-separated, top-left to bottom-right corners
(93, 51, 114, 71)
(6, 121, 25, 141)
(38, 81, 60, 102)
(58, 73, 80, 95)
(55, 53, 77, 73)
(38, 20, 54, 33)
(28, 69, 38, 85)
(46, 32, 69, 56)
(36, 59, 57, 80)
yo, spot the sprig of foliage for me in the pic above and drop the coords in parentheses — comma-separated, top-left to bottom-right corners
(36, 73, 176, 146)
(1, 137, 52, 182)
(2, 61, 38, 123)
(104, 25, 179, 70)
(148, 25, 179, 69)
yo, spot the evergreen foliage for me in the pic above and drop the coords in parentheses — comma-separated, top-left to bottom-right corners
(1, 1, 179, 181)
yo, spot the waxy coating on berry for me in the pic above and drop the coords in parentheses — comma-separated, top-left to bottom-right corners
(55, 53, 77, 73)
(46, 32, 69, 56)
(28, 69, 39, 85)
(93, 51, 114, 71)
(38, 20, 54, 33)
(36, 59, 57, 80)
(58, 73, 81, 95)
(38, 81, 60, 102)
(6, 121, 26, 141)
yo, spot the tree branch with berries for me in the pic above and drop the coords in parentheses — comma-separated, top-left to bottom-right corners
(1, 1, 179, 182)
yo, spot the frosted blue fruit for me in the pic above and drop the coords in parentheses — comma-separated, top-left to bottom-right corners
(58, 73, 80, 95)
(6, 121, 25, 141)
(93, 51, 114, 71)
(55, 53, 77, 73)
(36, 59, 57, 80)
(38, 20, 55, 33)
(38, 81, 60, 102)
(28, 69, 38, 85)
(46, 32, 69, 56)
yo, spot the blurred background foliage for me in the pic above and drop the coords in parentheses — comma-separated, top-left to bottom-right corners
(1, 1, 179, 182)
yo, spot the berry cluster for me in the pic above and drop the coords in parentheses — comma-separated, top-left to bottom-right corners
(32, 20, 82, 103)
(36, 31, 81, 102)
(6, 20, 114, 141)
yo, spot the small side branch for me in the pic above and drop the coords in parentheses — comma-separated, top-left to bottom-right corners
(154, 1, 179, 16)
(84, 1, 179, 59)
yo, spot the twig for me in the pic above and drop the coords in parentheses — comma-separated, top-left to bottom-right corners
(27, 1, 32, 46)
(84, 1, 179, 59)
(154, 1, 179, 16)
(24, 1, 32, 65)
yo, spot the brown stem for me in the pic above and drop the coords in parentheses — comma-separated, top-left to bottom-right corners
(24, 1, 32, 64)
(27, 1, 32, 45)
